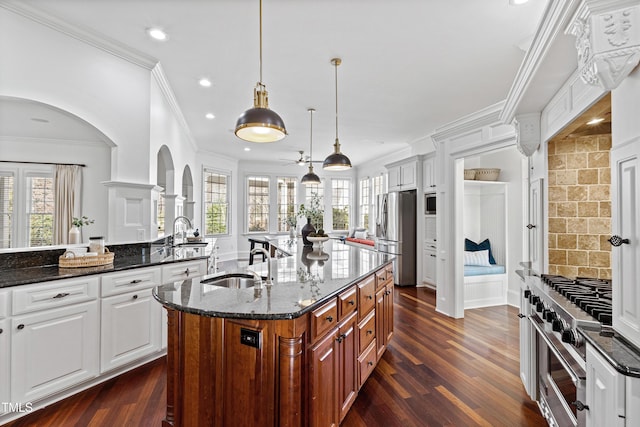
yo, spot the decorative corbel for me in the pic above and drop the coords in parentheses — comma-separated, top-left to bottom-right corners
(514, 113, 541, 157)
(567, 0, 640, 90)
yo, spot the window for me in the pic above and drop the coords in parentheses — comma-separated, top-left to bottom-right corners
(27, 174, 54, 247)
(157, 192, 165, 237)
(277, 177, 297, 232)
(204, 169, 229, 235)
(247, 176, 269, 232)
(371, 175, 385, 231)
(359, 178, 370, 229)
(304, 181, 324, 204)
(0, 173, 14, 248)
(331, 179, 350, 231)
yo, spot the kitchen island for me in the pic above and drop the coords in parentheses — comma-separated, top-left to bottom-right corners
(153, 239, 395, 426)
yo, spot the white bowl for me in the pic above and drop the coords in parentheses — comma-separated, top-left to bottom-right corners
(307, 236, 329, 243)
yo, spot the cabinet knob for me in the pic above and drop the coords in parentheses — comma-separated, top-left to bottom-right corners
(608, 235, 630, 247)
(517, 313, 526, 319)
(367, 361, 374, 366)
(348, 300, 355, 305)
(52, 292, 70, 299)
(367, 329, 373, 335)
(336, 334, 345, 343)
(572, 401, 589, 411)
(17, 324, 24, 330)
(326, 315, 334, 323)
(133, 294, 138, 300)
(430, 254, 436, 258)
(526, 224, 536, 230)
(367, 295, 373, 300)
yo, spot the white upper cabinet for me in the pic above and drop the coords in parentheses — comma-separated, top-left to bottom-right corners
(387, 159, 417, 192)
(611, 142, 640, 349)
(423, 155, 436, 190)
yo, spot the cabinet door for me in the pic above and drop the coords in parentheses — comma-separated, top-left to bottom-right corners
(529, 178, 543, 273)
(518, 279, 536, 399)
(388, 165, 401, 192)
(423, 156, 436, 190)
(11, 301, 99, 403)
(375, 288, 386, 360)
(309, 330, 339, 427)
(611, 143, 640, 348)
(423, 248, 437, 285)
(400, 162, 417, 190)
(586, 344, 625, 427)
(338, 311, 358, 422)
(0, 319, 9, 413)
(100, 288, 160, 373)
(384, 283, 394, 345)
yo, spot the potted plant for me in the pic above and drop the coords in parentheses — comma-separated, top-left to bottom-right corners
(69, 216, 94, 244)
(297, 192, 324, 245)
(285, 216, 297, 238)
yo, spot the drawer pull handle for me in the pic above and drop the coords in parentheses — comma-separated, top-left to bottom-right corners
(608, 235, 630, 247)
(386, 290, 391, 296)
(367, 295, 373, 300)
(348, 300, 355, 305)
(367, 329, 373, 335)
(326, 315, 334, 323)
(52, 292, 70, 299)
(430, 254, 436, 258)
(132, 294, 138, 300)
(130, 279, 143, 284)
(367, 361, 374, 366)
(17, 324, 24, 330)
(336, 333, 346, 343)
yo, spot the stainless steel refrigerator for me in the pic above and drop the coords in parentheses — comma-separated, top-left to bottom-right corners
(375, 190, 416, 286)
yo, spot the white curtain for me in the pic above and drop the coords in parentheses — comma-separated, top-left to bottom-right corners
(53, 165, 82, 244)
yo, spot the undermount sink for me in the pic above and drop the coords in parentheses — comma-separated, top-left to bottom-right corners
(201, 273, 262, 289)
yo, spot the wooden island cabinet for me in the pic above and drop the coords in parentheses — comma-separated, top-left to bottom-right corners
(157, 259, 394, 427)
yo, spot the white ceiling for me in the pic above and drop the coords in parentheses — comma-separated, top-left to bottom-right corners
(2, 0, 549, 166)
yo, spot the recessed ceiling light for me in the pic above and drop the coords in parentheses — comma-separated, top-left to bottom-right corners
(147, 28, 167, 41)
(199, 78, 212, 88)
(587, 118, 605, 125)
(244, 147, 251, 152)
(509, 0, 529, 5)
(205, 113, 215, 120)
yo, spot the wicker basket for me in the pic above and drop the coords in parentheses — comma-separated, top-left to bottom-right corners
(59, 247, 114, 268)
(474, 168, 501, 181)
(464, 169, 476, 180)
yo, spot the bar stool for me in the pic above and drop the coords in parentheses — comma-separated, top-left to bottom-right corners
(248, 238, 269, 265)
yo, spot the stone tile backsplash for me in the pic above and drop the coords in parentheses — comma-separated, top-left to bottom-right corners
(548, 135, 611, 279)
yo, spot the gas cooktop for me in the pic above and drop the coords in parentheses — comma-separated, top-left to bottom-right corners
(540, 274, 612, 326)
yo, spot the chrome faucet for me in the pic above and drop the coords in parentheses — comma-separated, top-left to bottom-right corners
(250, 247, 273, 285)
(172, 216, 192, 246)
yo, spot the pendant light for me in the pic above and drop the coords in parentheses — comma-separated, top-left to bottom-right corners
(323, 58, 352, 170)
(301, 108, 321, 185)
(235, 0, 287, 143)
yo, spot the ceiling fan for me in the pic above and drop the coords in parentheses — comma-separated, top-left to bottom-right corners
(279, 150, 321, 166)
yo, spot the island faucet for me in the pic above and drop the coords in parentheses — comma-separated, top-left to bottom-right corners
(172, 216, 192, 246)
(250, 247, 273, 285)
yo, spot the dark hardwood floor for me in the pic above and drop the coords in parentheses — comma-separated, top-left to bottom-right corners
(4, 287, 545, 427)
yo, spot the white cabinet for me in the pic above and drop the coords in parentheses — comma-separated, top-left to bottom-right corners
(518, 278, 535, 400)
(423, 155, 436, 190)
(422, 247, 436, 286)
(586, 344, 625, 427)
(387, 160, 417, 192)
(611, 142, 640, 349)
(161, 259, 207, 283)
(11, 301, 99, 403)
(528, 178, 543, 273)
(0, 318, 9, 414)
(100, 288, 160, 373)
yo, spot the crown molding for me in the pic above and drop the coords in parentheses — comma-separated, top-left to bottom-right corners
(500, 0, 583, 124)
(0, 134, 109, 147)
(431, 101, 505, 143)
(101, 180, 163, 192)
(151, 64, 199, 152)
(0, 0, 157, 70)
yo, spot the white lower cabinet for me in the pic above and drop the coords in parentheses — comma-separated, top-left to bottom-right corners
(100, 288, 160, 373)
(422, 247, 436, 285)
(161, 259, 207, 283)
(11, 301, 99, 403)
(586, 344, 626, 427)
(0, 318, 9, 414)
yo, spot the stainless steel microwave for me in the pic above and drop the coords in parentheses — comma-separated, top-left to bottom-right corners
(425, 193, 436, 215)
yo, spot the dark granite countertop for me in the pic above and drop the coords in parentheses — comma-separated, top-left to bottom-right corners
(579, 326, 640, 378)
(153, 238, 394, 320)
(0, 244, 209, 288)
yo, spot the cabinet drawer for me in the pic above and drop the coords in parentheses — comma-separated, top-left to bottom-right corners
(358, 340, 377, 388)
(357, 275, 376, 320)
(358, 310, 376, 354)
(101, 267, 160, 297)
(161, 260, 206, 283)
(12, 276, 99, 316)
(0, 291, 9, 319)
(310, 298, 338, 343)
(338, 286, 357, 321)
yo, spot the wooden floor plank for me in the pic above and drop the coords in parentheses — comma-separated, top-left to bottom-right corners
(4, 287, 545, 427)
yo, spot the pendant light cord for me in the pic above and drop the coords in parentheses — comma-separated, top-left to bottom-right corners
(259, 0, 263, 84)
(334, 61, 339, 140)
(309, 109, 314, 161)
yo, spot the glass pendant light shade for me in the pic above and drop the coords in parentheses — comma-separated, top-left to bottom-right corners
(323, 58, 351, 170)
(302, 108, 321, 185)
(235, 0, 287, 143)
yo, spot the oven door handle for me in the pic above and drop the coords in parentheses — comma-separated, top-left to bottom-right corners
(529, 317, 580, 385)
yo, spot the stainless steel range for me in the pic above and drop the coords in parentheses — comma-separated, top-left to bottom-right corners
(525, 274, 612, 427)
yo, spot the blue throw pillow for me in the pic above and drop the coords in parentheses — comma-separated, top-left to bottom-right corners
(464, 238, 496, 264)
